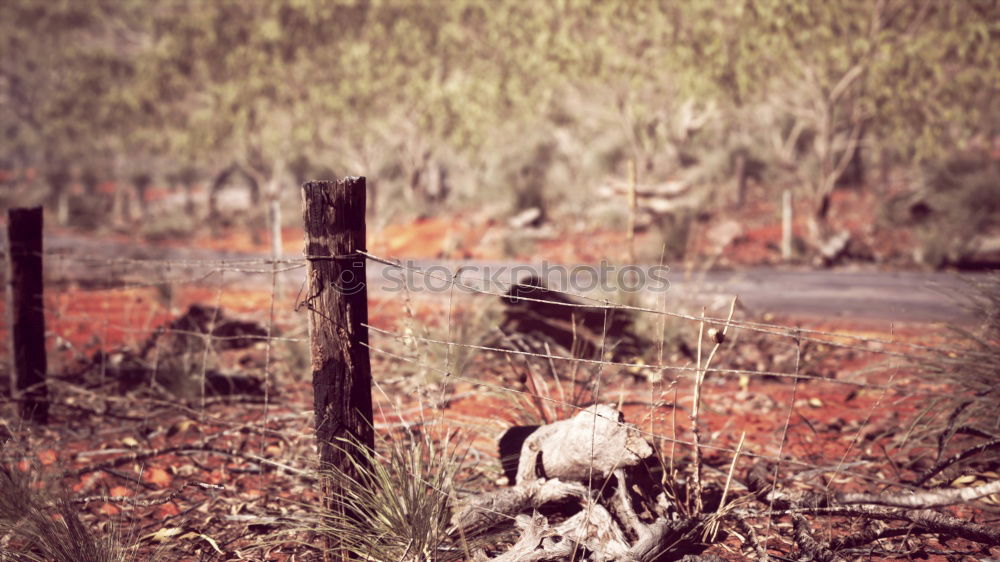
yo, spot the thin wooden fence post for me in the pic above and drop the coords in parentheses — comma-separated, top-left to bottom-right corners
(782, 189, 793, 261)
(5, 207, 49, 424)
(301, 178, 373, 553)
(626, 158, 638, 264)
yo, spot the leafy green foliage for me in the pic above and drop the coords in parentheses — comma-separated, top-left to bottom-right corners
(1, 0, 147, 171)
(2, 0, 995, 231)
(910, 153, 1000, 267)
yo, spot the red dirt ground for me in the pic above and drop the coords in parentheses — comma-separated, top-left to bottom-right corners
(2, 194, 996, 559)
(6, 276, 995, 559)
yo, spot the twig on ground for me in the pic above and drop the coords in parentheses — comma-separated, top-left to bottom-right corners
(732, 517, 770, 560)
(73, 481, 223, 507)
(61, 443, 315, 482)
(914, 437, 1000, 486)
(791, 512, 841, 562)
(838, 478, 1000, 508)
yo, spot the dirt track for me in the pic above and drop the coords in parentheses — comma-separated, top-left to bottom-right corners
(39, 234, 986, 324)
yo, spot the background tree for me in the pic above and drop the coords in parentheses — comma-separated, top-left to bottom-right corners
(1, 0, 149, 218)
(2, 0, 995, 259)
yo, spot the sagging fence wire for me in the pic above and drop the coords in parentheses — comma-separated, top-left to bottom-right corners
(360, 338, 931, 492)
(35, 247, 982, 360)
(362, 321, 971, 398)
(22, 247, 983, 409)
(13, 249, 966, 464)
(4, 226, 993, 558)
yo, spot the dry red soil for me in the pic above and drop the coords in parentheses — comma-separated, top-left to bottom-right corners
(1, 208, 995, 559)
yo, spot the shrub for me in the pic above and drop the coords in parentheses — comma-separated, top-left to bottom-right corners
(896, 152, 1000, 267)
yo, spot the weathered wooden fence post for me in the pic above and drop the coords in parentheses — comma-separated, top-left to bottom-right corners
(782, 189, 793, 261)
(301, 178, 373, 553)
(5, 207, 49, 424)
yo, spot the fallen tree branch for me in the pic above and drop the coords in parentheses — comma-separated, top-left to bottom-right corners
(734, 505, 1000, 546)
(742, 460, 1000, 551)
(914, 437, 1000, 486)
(827, 523, 913, 551)
(838, 478, 1000, 508)
(72, 481, 223, 508)
(484, 513, 577, 562)
(791, 512, 843, 562)
(731, 517, 770, 560)
(453, 406, 704, 560)
(745, 462, 829, 510)
(61, 443, 314, 482)
(449, 478, 588, 537)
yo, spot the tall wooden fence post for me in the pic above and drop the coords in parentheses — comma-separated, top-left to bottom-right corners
(5, 207, 49, 424)
(301, 178, 373, 552)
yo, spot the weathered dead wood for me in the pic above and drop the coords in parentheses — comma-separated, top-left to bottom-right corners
(791, 513, 842, 562)
(97, 304, 268, 397)
(745, 462, 829, 510)
(496, 277, 646, 362)
(742, 461, 1000, 550)
(301, 178, 373, 559)
(5, 207, 49, 424)
(768, 505, 1000, 547)
(485, 513, 576, 562)
(453, 406, 699, 561)
(301, 178, 373, 463)
(514, 405, 653, 485)
(146, 303, 269, 352)
(838, 478, 1000, 508)
(731, 517, 770, 560)
(914, 436, 1000, 486)
(449, 477, 589, 537)
(556, 498, 630, 558)
(826, 523, 909, 552)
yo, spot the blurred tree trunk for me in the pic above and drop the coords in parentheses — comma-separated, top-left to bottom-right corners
(131, 173, 152, 219)
(112, 183, 136, 225)
(208, 163, 262, 237)
(45, 168, 71, 226)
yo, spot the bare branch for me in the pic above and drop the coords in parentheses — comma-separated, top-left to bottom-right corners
(838, 478, 1000, 508)
(914, 437, 1000, 486)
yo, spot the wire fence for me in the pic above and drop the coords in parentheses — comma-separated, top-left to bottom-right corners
(15, 247, 970, 448)
(1, 241, 988, 557)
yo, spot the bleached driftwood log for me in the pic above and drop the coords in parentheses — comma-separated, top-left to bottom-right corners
(514, 404, 653, 485)
(452, 405, 701, 561)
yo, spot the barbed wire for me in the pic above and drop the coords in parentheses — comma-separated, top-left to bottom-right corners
(33, 247, 980, 357)
(21, 246, 987, 381)
(43, 252, 307, 269)
(354, 251, 985, 361)
(361, 322, 969, 400)
(21, 244, 984, 420)
(41, 315, 307, 345)
(7, 233, 987, 557)
(360, 340, 936, 492)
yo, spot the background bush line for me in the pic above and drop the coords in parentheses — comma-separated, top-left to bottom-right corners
(2, 1, 996, 249)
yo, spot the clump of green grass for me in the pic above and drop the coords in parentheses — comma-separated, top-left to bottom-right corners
(0, 442, 128, 562)
(935, 273, 1000, 426)
(902, 273, 1000, 482)
(311, 430, 474, 561)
